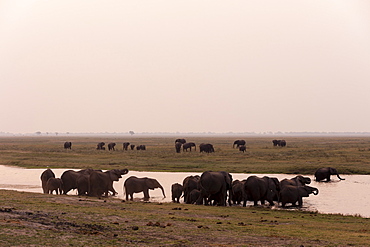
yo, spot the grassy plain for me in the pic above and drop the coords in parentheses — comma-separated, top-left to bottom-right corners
(0, 135, 370, 246)
(1, 135, 370, 174)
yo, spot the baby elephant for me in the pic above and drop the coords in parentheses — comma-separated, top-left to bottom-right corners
(46, 178, 63, 195)
(188, 189, 201, 204)
(171, 183, 184, 203)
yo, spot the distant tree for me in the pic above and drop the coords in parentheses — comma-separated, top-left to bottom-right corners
(35, 131, 41, 135)
(129, 131, 135, 135)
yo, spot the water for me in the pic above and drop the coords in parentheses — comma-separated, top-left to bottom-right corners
(0, 165, 369, 218)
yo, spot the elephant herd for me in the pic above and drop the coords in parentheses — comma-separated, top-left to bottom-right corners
(64, 138, 286, 154)
(171, 167, 345, 208)
(175, 139, 246, 153)
(40, 168, 165, 201)
(64, 141, 146, 151)
(272, 139, 287, 147)
(174, 138, 286, 153)
(172, 172, 318, 208)
(40, 166, 344, 209)
(40, 168, 129, 197)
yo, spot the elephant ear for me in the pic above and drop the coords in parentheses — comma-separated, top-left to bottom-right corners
(145, 178, 158, 189)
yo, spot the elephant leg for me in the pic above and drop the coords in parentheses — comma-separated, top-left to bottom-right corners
(143, 190, 150, 201)
(298, 198, 303, 207)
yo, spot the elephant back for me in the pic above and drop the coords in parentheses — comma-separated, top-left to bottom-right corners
(244, 176, 266, 199)
(183, 175, 200, 204)
(41, 169, 55, 193)
(88, 170, 108, 197)
(198, 171, 232, 206)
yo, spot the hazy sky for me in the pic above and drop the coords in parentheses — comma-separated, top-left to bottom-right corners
(1, 1, 370, 134)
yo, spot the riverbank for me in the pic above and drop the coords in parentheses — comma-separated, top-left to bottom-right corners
(0, 190, 369, 246)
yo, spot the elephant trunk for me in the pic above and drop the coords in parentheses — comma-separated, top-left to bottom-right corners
(159, 185, 166, 198)
(120, 169, 129, 175)
(313, 188, 319, 195)
(337, 174, 345, 180)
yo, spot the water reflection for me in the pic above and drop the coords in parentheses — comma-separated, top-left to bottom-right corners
(0, 165, 368, 218)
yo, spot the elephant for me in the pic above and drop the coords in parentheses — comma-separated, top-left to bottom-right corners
(239, 145, 246, 153)
(40, 169, 55, 194)
(97, 142, 106, 150)
(123, 142, 130, 151)
(61, 168, 99, 194)
(188, 189, 201, 204)
(196, 171, 233, 206)
(89, 169, 129, 198)
(64, 141, 72, 149)
(243, 176, 280, 207)
(124, 176, 166, 201)
(272, 139, 287, 147)
(175, 142, 182, 153)
(136, 145, 146, 150)
(233, 140, 246, 148)
(171, 183, 184, 203)
(77, 174, 90, 196)
(175, 138, 186, 144)
(280, 175, 311, 189)
(130, 144, 135, 150)
(314, 167, 345, 182)
(231, 180, 246, 205)
(46, 177, 63, 195)
(108, 143, 116, 151)
(199, 143, 214, 153)
(182, 175, 200, 204)
(183, 142, 196, 152)
(279, 185, 319, 207)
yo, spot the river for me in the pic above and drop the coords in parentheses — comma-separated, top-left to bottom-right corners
(0, 165, 369, 218)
